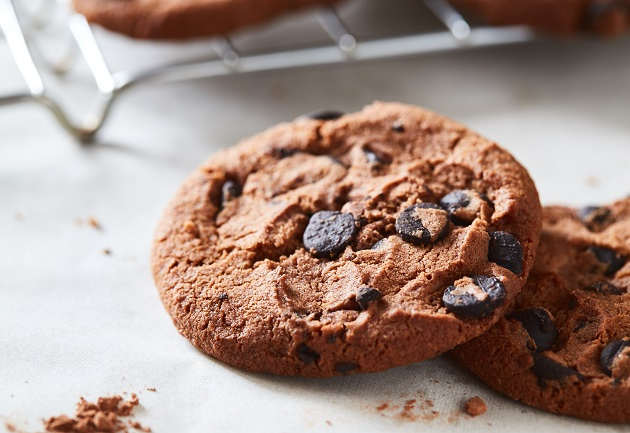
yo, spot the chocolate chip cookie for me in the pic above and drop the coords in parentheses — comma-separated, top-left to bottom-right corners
(453, 199, 630, 422)
(152, 102, 541, 377)
(451, 0, 630, 37)
(73, 0, 342, 40)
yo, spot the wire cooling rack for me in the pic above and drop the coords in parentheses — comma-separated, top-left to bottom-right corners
(0, 0, 536, 140)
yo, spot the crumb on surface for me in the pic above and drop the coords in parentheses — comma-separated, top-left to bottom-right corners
(464, 396, 487, 417)
(585, 176, 599, 187)
(87, 217, 101, 230)
(146, 388, 156, 392)
(129, 420, 151, 432)
(372, 396, 439, 423)
(102, 249, 112, 255)
(44, 394, 144, 433)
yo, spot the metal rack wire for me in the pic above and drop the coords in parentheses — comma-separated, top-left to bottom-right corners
(0, 0, 536, 141)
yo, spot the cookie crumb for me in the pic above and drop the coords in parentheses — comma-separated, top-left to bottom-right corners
(87, 217, 101, 230)
(146, 388, 156, 392)
(4, 421, 17, 432)
(464, 396, 487, 417)
(129, 420, 151, 432)
(585, 175, 599, 187)
(102, 249, 112, 255)
(44, 394, 145, 433)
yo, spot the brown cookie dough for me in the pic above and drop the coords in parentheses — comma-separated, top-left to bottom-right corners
(451, 0, 630, 37)
(453, 199, 630, 423)
(72, 0, 342, 40)
(152, 102, 541, 377)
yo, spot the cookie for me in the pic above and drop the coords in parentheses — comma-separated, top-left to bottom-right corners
(450, 0, 630, 37)
(151, 102, 541, 377)
(453, 199, 630, 423)
(72, 0, 342, 40)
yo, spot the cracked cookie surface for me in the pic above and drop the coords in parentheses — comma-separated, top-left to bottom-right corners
(453, 199, 630, 422)
(152, 102, 541, 377)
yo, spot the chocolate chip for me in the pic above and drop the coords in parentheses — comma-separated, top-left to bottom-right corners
(488, 231, 523, 275)
(439, 190, 493, 226)
(531, 354, 583, 385)
(600, 340, 630, 376)
(300, 110, 344, 121)
(272, 148, 299, 159)
(507, 308, 557, 352)
(584, 281, 624, 295)
(356, 287, 382, 310)
(396, 203, 449, 246)
(335, 363, 357, 374)
(221, 180, 241, 206)
(297, 343, 320, 365)
(391, 123, 405, 133)
(578, 206, 614, 232)
(442, 275, 506, 318)
(587, 246, 626, 276)
(218, 292, 228, 301)
(303, 211, 358, 258)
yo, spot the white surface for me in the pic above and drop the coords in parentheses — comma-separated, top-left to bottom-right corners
(2, 3, 630, 432)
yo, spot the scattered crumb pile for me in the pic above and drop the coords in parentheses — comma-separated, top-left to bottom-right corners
(374, 397, 439, 422)
(44, 394, 150, 433)
(464, 396, 487, 417)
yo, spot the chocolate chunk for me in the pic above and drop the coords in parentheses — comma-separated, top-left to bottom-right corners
(272, 148, 299, 159)
(585, 281, 624, 295)
(587, 246, 626, 276)
(391, 123, 405, 133)
(531, 354, 583, 385)
(600, 340, 630, 376)
(396, 203, 449, 246)
(443, 275, 506, 318)
(488, 231, 524, 275)
(578, 206, 614, 232)
(300, 110, 344, 121)
(356, 286, 382, 310)
(439, 190, 493, 226)
(335, 362, 357, 374)
(221, 180, 241, 206)
(303, 211, 358, 258)
(507, 308, 557, 352)
(297, 343, 320, 365)
(218, 292, 228, 301)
